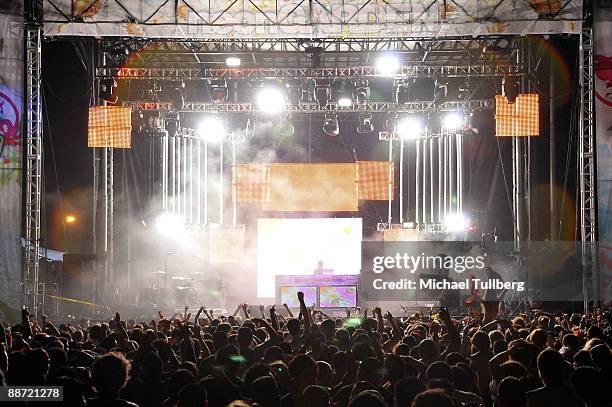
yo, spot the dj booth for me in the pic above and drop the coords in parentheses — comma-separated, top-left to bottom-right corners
(275, 275, 359, 308)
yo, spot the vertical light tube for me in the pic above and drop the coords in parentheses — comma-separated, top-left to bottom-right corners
(171, 136, 176, 214)
(399, 139, 404, 224)
(429, 136, 434, 223)
(443, 134, 448, 219)
(449, 132, 455, 215)
(438, 137, 442, 223)
(183, 137, 187, 219)
(189, 138, 194, 225)
(415, 139, 421, 224)
(457, 133, 463, 214)
(197, 140, 201, 229)
(388, 139, 393, 225)
(219, 142, 224, 225)
(422, 138, 427, 225)
(204, 142, 208, 226)
(232, 140, 237, 226)
(176, 136, 181, 217)
(162, 131, 168, 211)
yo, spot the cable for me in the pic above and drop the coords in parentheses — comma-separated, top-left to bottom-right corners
(496, 136, 517, 235)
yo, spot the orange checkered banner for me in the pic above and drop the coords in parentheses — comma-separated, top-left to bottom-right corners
(495, 94, 540, 137)
(88, 106, 132, 148)
(357, 161, 394, 200)
(232, 164, 270, 203)
(263, 163, 358, 212)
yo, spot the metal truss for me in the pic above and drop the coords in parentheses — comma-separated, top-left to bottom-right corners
(578, 24, 598, 311)
(97, 36, 519, 69)
(24, 17, 43, 316)
(99, 64, 523, 80)
(122, 100, 493, 114)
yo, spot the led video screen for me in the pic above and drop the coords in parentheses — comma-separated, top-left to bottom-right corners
(319, 286, 358, 308)
(279, 286, 317, 308)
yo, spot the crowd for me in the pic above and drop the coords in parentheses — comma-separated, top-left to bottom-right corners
(0, 294, 611, 407)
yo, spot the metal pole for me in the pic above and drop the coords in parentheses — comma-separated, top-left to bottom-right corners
(162, 131, 168, 211)
(177, 135, 181, 218)
(189, 138, 194, 225)
(416, 139, 421, 224)
(388, 139, 393, 225)
(449, 134, 454, 215)
(183, 137, 187, 219)
(399, 140, 404, 224)
(456, 133, 462, 214)
(549, 67, 557, 240)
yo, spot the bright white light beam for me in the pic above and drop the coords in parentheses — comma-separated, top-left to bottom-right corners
(397, 116, 424, 140)
(376, 54, 401, 75)
(445, 213, 468, 233)
(198, 117, 225, 143)
(257, 87, 286, 114)
(225, 57, 241, 67)
(155, 213, 186, 237)
(443, 112, 463, 131)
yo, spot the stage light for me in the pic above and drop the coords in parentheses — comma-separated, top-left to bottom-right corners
(64, 215, 77, 224)
(155, 212, 186, 237)
(445, 213, 468, 233)
(443, 113, 463, 130)
(502, 77, 519, 103)
(198, 116, 225, 143)
(99, 78, 118, 104)
(322, 113, 339, 137)
(396, 116, 424, 139)
(257, 87, 285, 114)
(225, 57, 241, 67)
(338, 97, 352, 107)
(209, 80, 228, 103)
(352, 80, 370, 104)
(286, 80, 302, 106)
(314, 81, 331, 108)
(356, 113, 374, 134)
(376, 54, 400, 75)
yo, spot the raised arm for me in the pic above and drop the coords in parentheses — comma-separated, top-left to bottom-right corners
(283, 303, 294, 318)
(297, 291, 311, 335)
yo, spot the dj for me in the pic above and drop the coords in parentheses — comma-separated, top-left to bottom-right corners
(313, 260, 333, 275)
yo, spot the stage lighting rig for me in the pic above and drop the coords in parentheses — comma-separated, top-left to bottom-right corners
(314, 80, 331, 108)
(322, 113, 339, 137)
(99, 78, 118, 104)
(225, 57, 241, 67)
(396, 115, 424, 140)
(257, 86, 286, 114)
(336, 80, 353, 107)
(442, 112, 463, 131)
(286, 80, 302, 106)
(170, 81, 185, 110)
(209, 79, 228, 103)
(352, 80, 370, 104)
(502, 77, 519, 103)
(305, 46, 323, 68)
(356, 113, 374, 134)
(198, 116, 226, 143)
(376, 54, 400, 75)
(395, 80, 409, 104)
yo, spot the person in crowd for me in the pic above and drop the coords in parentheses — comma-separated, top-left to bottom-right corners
(0, 300, 609, 407)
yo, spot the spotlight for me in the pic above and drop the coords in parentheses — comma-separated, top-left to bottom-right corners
(155, 213, 186, 237)
(64, 215, 77, 224)
(502, 77, 519, 103)
(286, 80, 302, 106)
(356, 113, 374, 134)
(322, 113, 339, 137)
(197, 116, 225, 143)
(352, 80, 370, 104)
(376, 54, 401, 75)
(396, 116, 424, 140)
(314, 80, 331, 108)
(444, 213, 468, 233)
(99, 78, 118, 104)
(338, 97, 352, 107)
(225, 57, 241, 67)
(209, 80, 228, 103)
(442, 113, 463, 131)
(257, 86, 286, 114)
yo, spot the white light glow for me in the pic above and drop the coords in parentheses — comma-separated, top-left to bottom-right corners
(257, 218, 362, 297)
(445, 213, 468, 232)
(198, 117, 225, 143)
(257, 87, 286, 114)
(225, 57, 241, 67)
(397, 117, 424, 140)
(155, 213, 186, 237)
(338, 97, 352, 107)
(443, 113, 463, 130)
(376, 54, 401, 75)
